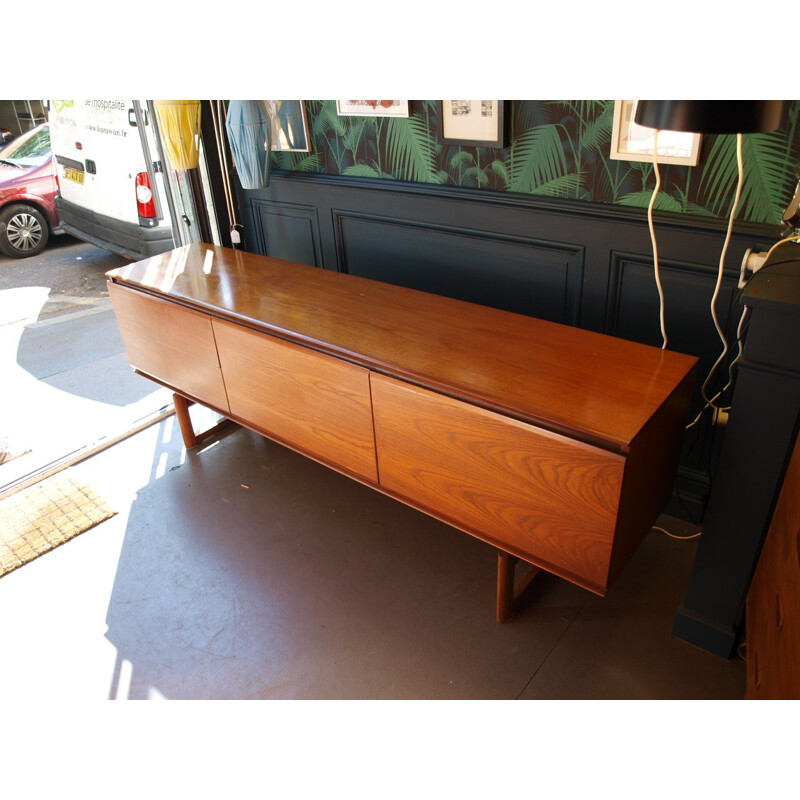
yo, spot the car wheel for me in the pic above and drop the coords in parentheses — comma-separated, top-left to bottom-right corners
(0, 204, 50, 258)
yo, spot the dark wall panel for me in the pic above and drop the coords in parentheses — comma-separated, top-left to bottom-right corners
(254, 200, 321, 267)
(607, 252, 742, 409)
(335, 212, 583, 324)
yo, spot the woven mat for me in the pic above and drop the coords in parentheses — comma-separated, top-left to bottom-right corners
(0, 470, 117, 578)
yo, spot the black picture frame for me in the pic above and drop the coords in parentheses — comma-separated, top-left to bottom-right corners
(437, 100, 509, 148)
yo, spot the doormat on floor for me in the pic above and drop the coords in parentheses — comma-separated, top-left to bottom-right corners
(0, 469, 117, 579)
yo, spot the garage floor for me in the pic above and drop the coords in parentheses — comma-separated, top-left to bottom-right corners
(0, 410, 746, 701)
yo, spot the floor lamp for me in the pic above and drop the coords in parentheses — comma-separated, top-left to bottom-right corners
(634, 100, 784, 419)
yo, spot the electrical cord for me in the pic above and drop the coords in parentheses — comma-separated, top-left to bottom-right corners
(761, 232, 800, 261)
(685, 304, 749, 429)
(651, 525, 702, 540)
(698, 133, 745, 410)
(647, 129, 668, 350)
(685, 235, 800, 430)
(646, 132, 746, 420)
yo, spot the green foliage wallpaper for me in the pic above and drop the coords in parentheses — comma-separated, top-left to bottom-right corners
(272, 100, 800, 226)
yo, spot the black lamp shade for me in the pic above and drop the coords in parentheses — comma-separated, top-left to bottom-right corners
(634, 100, 784, 134)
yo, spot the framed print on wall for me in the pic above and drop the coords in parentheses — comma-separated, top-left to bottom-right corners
(268, 101, 311, 152)
(336, 101, 410, 117)
(610, 100, 702, 166)
(437, 100, 508, 148)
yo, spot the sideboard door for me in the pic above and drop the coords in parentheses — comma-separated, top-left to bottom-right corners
(370, 373, 625, 592)
(213, 319, 378, 483)
(108, 282, 230, 413)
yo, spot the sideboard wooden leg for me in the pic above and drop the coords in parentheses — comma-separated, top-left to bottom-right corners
(172, 393, 235, 449)
(497, 551, 518, 623)
(496, 550, 542, 623)
(173, 393, 199, 448)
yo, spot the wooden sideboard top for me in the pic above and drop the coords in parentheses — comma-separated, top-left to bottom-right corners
(107, 243, 697, 453)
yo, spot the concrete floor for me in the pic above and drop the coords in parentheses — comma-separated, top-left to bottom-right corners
(0, 408, 746, 701)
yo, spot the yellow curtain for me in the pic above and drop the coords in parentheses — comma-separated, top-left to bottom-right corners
(153, 100, 201, 170)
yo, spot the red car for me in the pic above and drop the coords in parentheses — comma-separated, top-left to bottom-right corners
(0, 123, 59, 258)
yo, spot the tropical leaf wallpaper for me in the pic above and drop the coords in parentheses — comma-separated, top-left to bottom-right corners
(272, 100, 800, 226)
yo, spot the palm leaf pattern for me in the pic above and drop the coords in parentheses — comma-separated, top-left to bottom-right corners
(508, 124, 570, 193)
(700, 133, 794, 223)
(272, 152, 322, 172)
(279, 100, 800, 226)
(384, 112, 443, 184)
(617, 189, 685, 213)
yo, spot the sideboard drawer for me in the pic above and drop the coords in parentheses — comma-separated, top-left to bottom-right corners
(371, 374, 626, 590)
(213, 319, 378, 482)
(108, 282, 230, 412)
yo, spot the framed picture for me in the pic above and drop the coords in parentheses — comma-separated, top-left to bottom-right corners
(437, 100, 508, 148)
(268, 101, 311, 152)
(336, 100, 409, 117)
(610, 100, 702, 166)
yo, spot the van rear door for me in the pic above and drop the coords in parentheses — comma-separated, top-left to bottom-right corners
(50, 100, 175, 259)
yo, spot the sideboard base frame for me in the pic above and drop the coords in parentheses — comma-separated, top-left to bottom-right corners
(497, 551, 542, 622)
(172, 393, 234, 449)
(170, 387, 555, 623)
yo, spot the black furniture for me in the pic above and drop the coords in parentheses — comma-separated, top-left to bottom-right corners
(672, 248, 800, 657)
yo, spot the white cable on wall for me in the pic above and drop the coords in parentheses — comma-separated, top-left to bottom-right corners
(647, 129, 668, 350)
(685, 305, 749, 429)
(699, 133, 745, 408)
(645, 130, 752, 429)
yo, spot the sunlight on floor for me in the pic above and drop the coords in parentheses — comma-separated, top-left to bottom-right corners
(0, 285, 50, 326)
(0, 503, 132, 700)
(0, 416, 194, 702)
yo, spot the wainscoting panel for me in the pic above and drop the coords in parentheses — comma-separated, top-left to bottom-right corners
(334, 212, 583, 324)
(607, 251, 742, 407)
(253, 199, 321, 267)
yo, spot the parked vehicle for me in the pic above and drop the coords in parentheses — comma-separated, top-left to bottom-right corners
(49, 100, 175, 260)
(0, 123, 59, 258)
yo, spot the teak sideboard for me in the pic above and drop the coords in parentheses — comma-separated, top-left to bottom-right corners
(107, 243, 697, 621)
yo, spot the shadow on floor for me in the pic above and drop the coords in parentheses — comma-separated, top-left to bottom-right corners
(102, 418, 745, 700)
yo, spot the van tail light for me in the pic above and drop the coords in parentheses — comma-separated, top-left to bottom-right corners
(135, 172, 156, 218)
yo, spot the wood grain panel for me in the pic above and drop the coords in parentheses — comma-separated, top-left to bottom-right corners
(213, 319, 378, 482)
(746, 431, 800, 699)
(371, 374, 625, 591)
(607, 368, 697, 586)
(107, 281, 229, 412)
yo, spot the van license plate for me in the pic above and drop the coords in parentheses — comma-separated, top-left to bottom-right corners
(63, 167, 85, 184)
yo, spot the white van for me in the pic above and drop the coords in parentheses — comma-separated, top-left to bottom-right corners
(49, 100, 176, 260)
